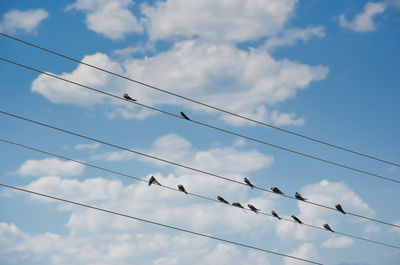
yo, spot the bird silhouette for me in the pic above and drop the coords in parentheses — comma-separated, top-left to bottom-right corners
(244, 177, 255, 189)
(148, 176, 161, 186)
(248, 204, 260, 214)
(217, 196, 229, 204)
(323, 223, 334, 232)
(271, 187, 284, 194)
(271, 211, 281, 220)
(335, 204, 346, 214)
(123, 93, 136, 101)
(291, 215, 303, 224)
(295, 192, 307, 201)
(232, 202, 246, 212)
(178, 184, 188, 194)
(180, 112, 190, 120)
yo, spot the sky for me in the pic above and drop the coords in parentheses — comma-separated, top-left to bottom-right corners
(0, 0, 400, 264)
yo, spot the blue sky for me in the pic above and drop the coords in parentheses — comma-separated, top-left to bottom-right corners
(0, 0, 400, 264)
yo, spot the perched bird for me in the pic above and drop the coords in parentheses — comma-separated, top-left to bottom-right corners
(123, 93, 136, 101)
(148, 176, 161, 186)
(248, 204, 260, 214)
(271, 210, 281, 220)
(291, 215, 303, 224)
(323, 223, 334, 232)
(271, 187, 284, 194)
(217, 196, 229, 204)
(244, 177, 255, 189)
(180, 111, 190, 120)
(178, 184, 188, 194)
(335, 204, 346, 214)
(295, 192, 307, 201)
(232, 202, 246, 212)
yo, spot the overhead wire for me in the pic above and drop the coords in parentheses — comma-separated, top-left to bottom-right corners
(1, 138, 399, 250)
(0, 32, 398, 168)
(0, 183, 322, 265)
(1, 111, 399, 230)
(1, 56, 399, 186)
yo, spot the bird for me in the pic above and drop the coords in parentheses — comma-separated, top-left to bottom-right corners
(335, 204, 346, 214)
(248, 204, 260, 214)
(291, 215, 302, 224)
(295, 192, 307, 201)
(232, 202, 246, 212)
(217, 196, 229, 204)
(323, 223, 334, 232)
(123, 93, 136, 101)
(271, 210, 281, 220)
(148, 176, 161, 186)
(271, 187, 284, 194)
(180, 111, 190, 120)
(244, 177, 255, 189)
(178, 184, 188, 194)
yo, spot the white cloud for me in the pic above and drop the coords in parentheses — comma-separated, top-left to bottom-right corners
(74, 142, 100, 151)
(0, 8, 49, 34)
(264, 26, 325, 51)
(391, 221, 400, 235)
(66, 0, 143, 40)
(321, 236, 354, 248)
(142, 0, 298, 42)
(17, 158, 85, 177)
(339, 2, 386, 32)
(284, 243, 318, 265)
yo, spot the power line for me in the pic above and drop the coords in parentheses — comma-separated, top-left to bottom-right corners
(0, 183, 322, 265)
(1, 32, 398, 168)
(1, 57, 399, 186)
(2, 138, 399, 250)
(1, 111, 399, 230)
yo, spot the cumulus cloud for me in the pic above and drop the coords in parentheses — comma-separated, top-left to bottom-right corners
(74, 142, 100, 151)
(0, 8, 49, 34)
(339, 2, 386, 32)
(66, 0, 143, 40)
(284, 243, 318, 265)
(321, 236, 354, 248)
(16, 158, 85, 177)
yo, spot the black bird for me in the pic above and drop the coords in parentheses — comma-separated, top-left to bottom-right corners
(123, 93, 136, 101)
(295, 192, 307, 201)
(271, 187, 284, 194)
(217, 196, 229, 204)
(180, 111, 190, 120)
(335, 204, 346, 214)
(271, 210, 281, 220)
(244, 177, 255, 189)
(178, 184, 188, 194)
(248, 204, 260, 214)
(148, 176, 161, 186)
(232, 202, 246, 212)
(323, 223, 334, 232)
(291, 215, 303, 224)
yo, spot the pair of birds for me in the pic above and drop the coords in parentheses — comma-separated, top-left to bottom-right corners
(244, 178, 307, 201)
(124, 93, 191, 120)
(148, 176, 188, 194)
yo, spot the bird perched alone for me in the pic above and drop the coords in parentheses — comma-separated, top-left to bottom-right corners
(123, 93, 136, 101)
(295, 192, 307, 201)
(248, 204, 260, 214)
(335, 204, 346, 214)
(271, 211, 281, 220)
(217, 196, 229, 204)
(180, 111, 190, 120)
(291, 215, 303, 224)
(244, 177, 255, 189)
(271, 187, 284, 194)
(232, 202, 246, 212)
(178, 184, 188, 194)
(148, 176, 161, 186)
(323, 223, 334, 232)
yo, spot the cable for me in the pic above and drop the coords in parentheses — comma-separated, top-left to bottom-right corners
(1, 32, 398, 168)
(0, 112, 399, 230)
(1, 138, 399, 250)
(1, 57, 399, 186)
(0, 183, 322, 265)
